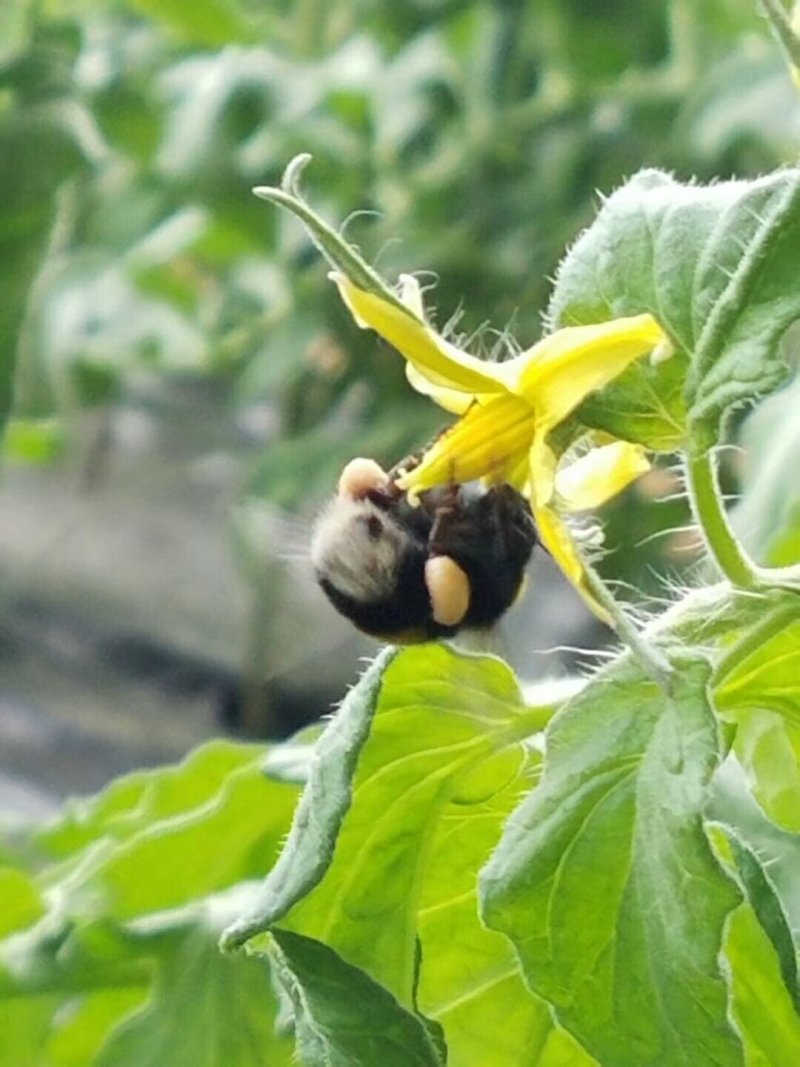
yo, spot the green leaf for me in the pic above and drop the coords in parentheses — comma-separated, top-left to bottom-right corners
(729, 837, 798, 1011)
(127, 0, 259, 46)
(549, 168, 800, 448)
(713, 603, 800, 832)
(225, 645, 585, 1065)
(96, 898, 292, 1067)
(62, 754, 298, 922)
(222, 649, 396, 949)
(0, 742, 302, 1066)
(716, 615, 800, 727)
(733, 375, 800, 567)
(49, 990, 147, 1067)
(570, 347, 689, 452)
(726, 904, 800, 1067)
(0, 869, 44, 937)
(0, 998, 59, 1067)
(270, 930, 444, 1067)
(734, 710, 800, 833)
(707, 757, 800, 990)
(38, 740, 265, 860)
(262, 723, 325, 786)
(481, 655, 744, 1066)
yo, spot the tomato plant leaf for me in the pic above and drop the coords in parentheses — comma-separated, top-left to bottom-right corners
(548, 168, 800, 449)
(38, 740, 266, 860)
(713, 603, 800, 833)
(222, 648, 397, 950)
(49, 990, 147, 1067)
(0, 742, 301, 1066)
(481, 655, 744, 1066)
(707, 758, 800, 1006)
(224, 645, 583, 1065)
(270, 930, 445, 1067)
(95, 905, 292, 1067)
(49, 745, 297, 920)
(733, 710, 800, 833)
(716, 615, 800, 727)
(726, 904, 800, 1067)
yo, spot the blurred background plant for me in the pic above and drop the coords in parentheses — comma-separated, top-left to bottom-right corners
(1, 0, 799, 800)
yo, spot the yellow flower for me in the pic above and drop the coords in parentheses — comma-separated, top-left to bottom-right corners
(334, 272, 665, 622)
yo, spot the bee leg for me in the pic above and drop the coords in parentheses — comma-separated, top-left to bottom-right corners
(428, 502, 460, 553)
(387, 451, 422, 483)
(424, 556, 471, 627)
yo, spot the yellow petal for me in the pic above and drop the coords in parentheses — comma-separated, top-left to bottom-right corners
(529, 429, 558, 509)
(405, 362, 476, 414)
(396, 393, 534, 493)
(508, 314, 665, 429)
(532, 500, 612, 625)
(333, 274, 509, 396)
(555, 440, 651, 513)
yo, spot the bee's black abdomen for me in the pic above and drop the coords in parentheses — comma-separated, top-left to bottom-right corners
(434, 484, 537, 629)
(318, 542, 437, 640)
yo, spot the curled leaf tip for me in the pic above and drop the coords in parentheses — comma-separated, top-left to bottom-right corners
(282, 153, 313, 197)
(252, 185, 279, 202)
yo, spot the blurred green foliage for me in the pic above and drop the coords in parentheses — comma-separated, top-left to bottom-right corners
(2, 0, 797, 526)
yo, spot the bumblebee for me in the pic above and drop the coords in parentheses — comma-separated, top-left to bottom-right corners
(311, 457, 538, 643)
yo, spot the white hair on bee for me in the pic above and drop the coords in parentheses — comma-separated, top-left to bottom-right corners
(310, 495, 408, 602)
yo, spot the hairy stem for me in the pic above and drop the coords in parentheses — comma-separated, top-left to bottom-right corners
(685, 450, 761, 590)
(581, 558, 674, 691)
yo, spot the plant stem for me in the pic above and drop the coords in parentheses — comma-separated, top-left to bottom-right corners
(685, 450, 761, 590)
(581, 558, 674, 691)
(758, 0, 800, 73)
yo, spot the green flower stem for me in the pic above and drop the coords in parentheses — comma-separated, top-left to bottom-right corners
(253, 155, 407, 313)
(685, 450, 761, 590)
(581, 557, 674, 691)
(757, 561, 800, 588)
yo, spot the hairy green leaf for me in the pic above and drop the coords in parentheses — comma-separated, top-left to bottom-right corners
(712, 601, 800, 832)
(49, 991, 147, 1067)
(716, 615, 800, 727)
(96, 915, 291, 1067)
(271, 930, 444, 1067)
(0, 742, 301, 1066)
(549, 169, 800, 449)
(46, 743, 297, 918)
(733, 375, 800, 567)
(481, 655, 744, 1066)
(707, 758, 800, 997)
(225, 645, 585, 1065)
(726, 904, 800, 1067)
(38, 740, 265, 859)
(734, 710, 800, 833)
